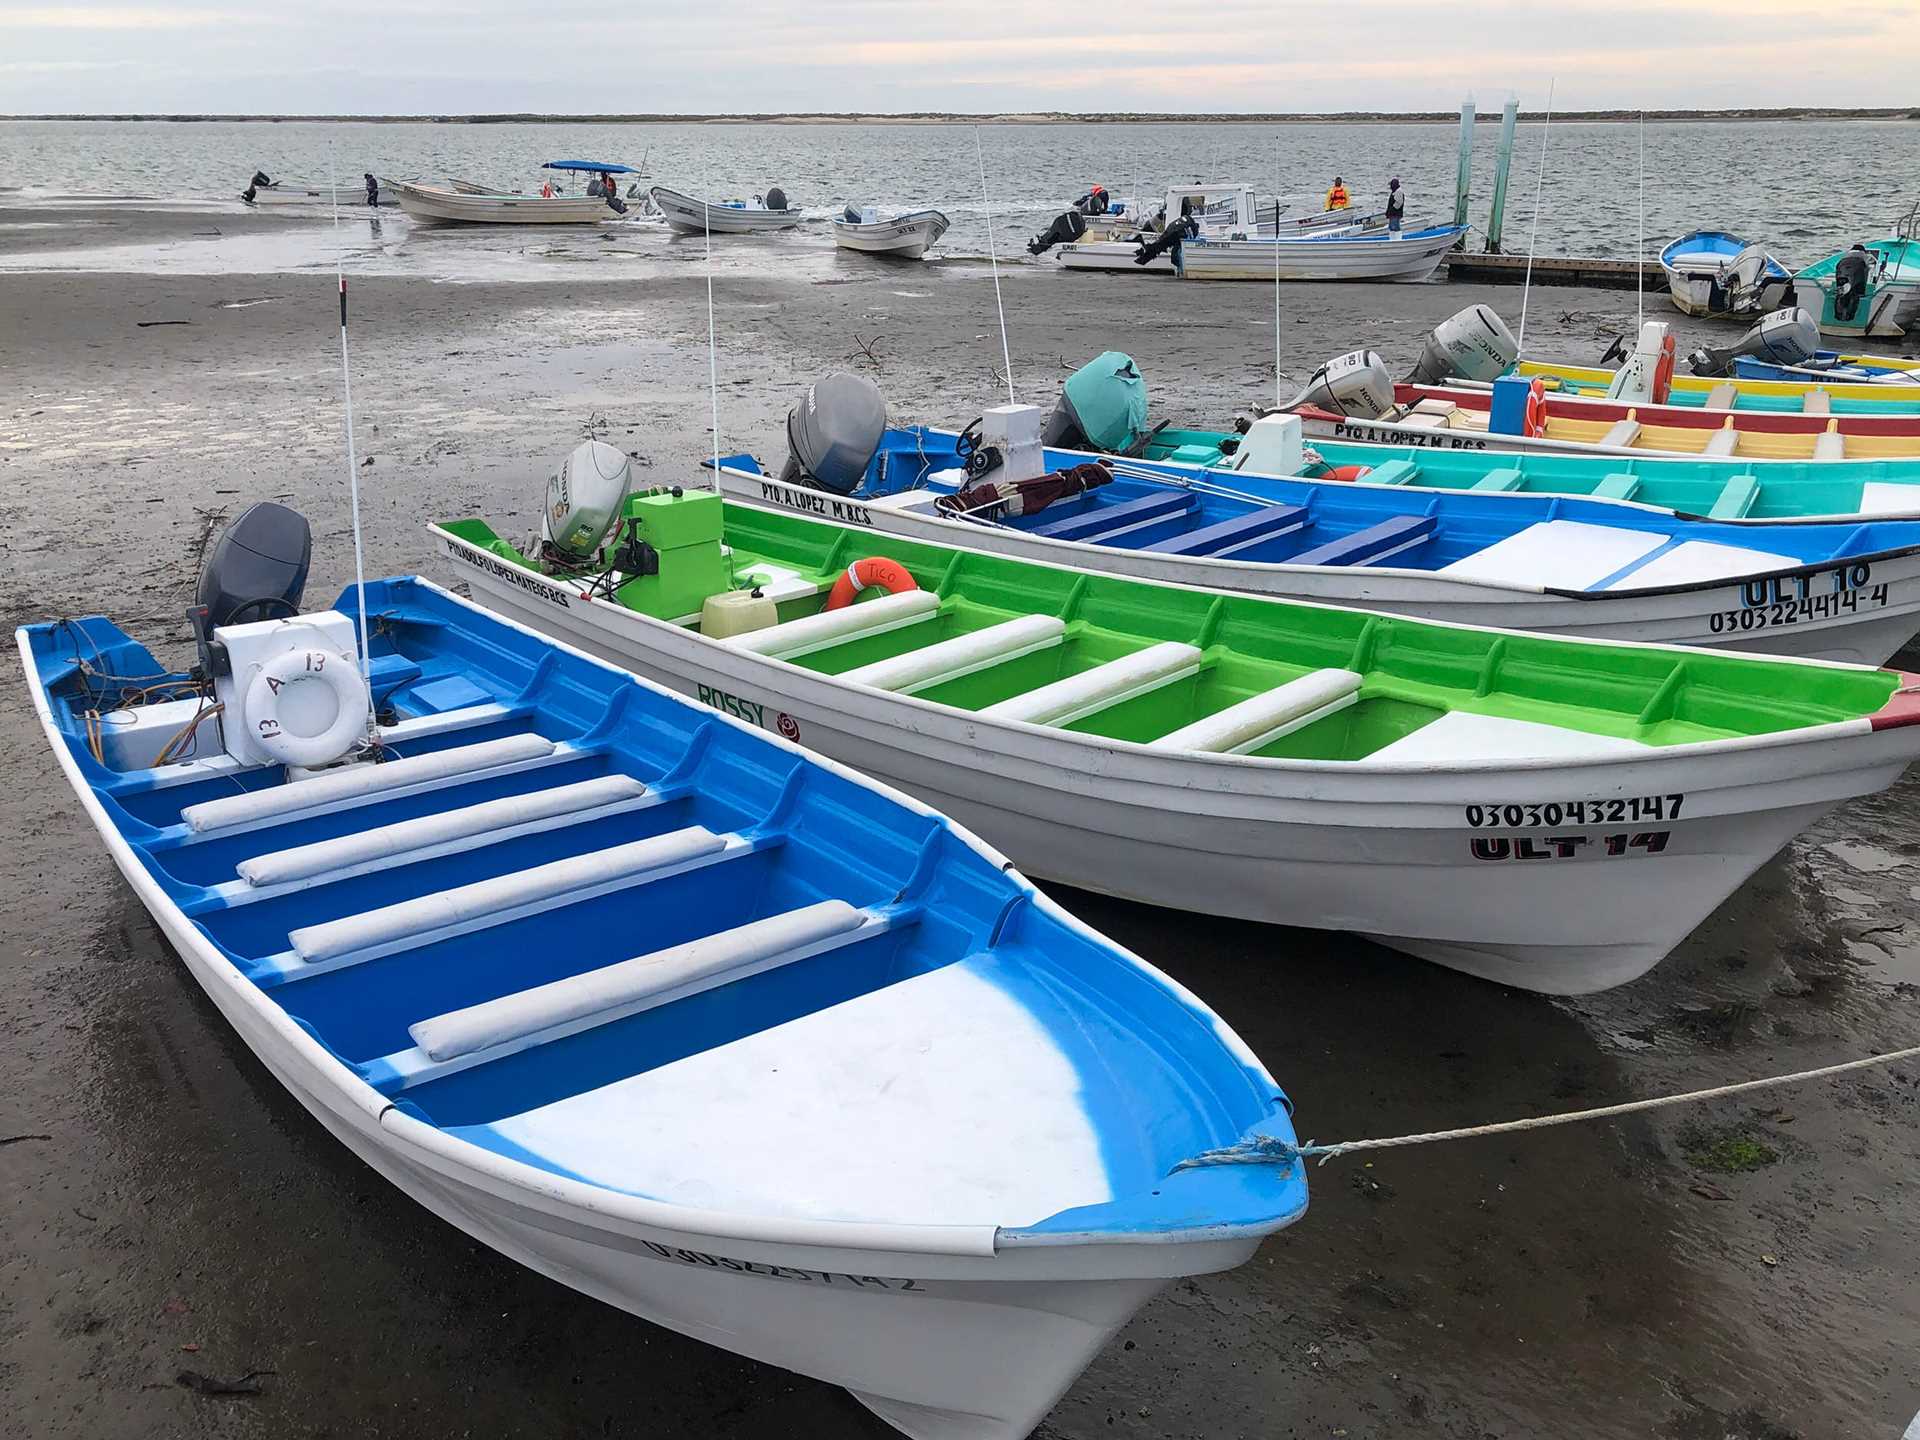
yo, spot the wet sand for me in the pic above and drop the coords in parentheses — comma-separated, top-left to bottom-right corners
(3, 203, 1918, 1440)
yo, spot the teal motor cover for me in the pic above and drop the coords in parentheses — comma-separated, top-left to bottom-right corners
(1050, 351, 1150, 454)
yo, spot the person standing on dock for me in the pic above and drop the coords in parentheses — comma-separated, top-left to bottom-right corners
(1324, 176, 1351, 211)
(1385, 178, 1405, 234)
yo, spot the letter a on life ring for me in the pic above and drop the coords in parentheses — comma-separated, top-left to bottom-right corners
(245, 648, 368, 768)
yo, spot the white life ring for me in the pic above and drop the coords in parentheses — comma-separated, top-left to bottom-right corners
(245, 647, 368, 768)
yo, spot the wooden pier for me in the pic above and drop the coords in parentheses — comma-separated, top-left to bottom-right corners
(1443, 250, 1663, 291)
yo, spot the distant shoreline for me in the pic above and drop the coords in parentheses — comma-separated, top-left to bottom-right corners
(5, 107, 1918, 125)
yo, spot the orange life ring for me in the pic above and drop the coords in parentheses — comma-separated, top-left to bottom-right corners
(1320, 465, 1373, 482)
(1651, 334, 1676, 405)
(1523, 378, 1548, 438)
(825, 556, 918, 611)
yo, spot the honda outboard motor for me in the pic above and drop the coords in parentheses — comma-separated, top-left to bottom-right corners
(194, 502, 312, 631)
(781, 372, 886, 496)
(1042, 352, 1150, 454)
(1406, 305, 1519, 385)
(1285, 350, 1395, 419)
(1685, 307, 1820, 377)
(541, 440, 634, 563)
(1721, 244, 1774, 312)
(1835, 246, 1871, 322)
(764, 186, 788, 212)
(1027, 209, 1087, 256)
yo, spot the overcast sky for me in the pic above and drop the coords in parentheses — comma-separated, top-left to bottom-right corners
(4, 0, 1917, 114)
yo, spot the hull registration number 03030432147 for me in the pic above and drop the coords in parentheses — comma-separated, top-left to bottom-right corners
(1464, 794, 1684, 829)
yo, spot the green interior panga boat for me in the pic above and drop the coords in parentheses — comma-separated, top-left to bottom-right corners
(432, 452, 1920, 994)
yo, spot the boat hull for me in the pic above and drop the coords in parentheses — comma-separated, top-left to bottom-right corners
(389, 181, 613, 225)
(1177, 226, 1463, 282)
(437, 527, 1920, 993)
(1796, 275, 1920, 339)
(21, 604, 1279, 1440)
(651, 187, 803, 234)
(832, 211, 949, 258)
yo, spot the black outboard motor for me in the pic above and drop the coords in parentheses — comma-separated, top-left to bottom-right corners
(1685, 306, 1819, 377)
(1133, 210, 1197, 266)
(1027, 209, 1087, 256)
(189, 501, 313, 674)
(1835, 245, 1871, 322)
(843, 204, 863, 224)
(240, 169, 272, 203)
(765, 186, 788, 212)
(780, 373, 887, 496)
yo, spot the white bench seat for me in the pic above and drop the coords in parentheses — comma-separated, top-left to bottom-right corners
(286, 825, 729, 964)
(236, 774, 651, 888)
(841, 615, 1066, 695)
(981, 642, 1201, 727)
(404, 900, 878, 1065)
(722, 589, 939, 660)
(182, 733, 558, 834)
(1149, 668, 1362, 754)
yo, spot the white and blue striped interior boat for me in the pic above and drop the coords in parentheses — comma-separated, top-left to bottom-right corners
(22, 558, 1306, 1440)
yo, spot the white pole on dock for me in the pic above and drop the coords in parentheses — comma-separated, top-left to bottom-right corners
(1452, 97, 1475, 237)
(1635, 111, 1646, 333)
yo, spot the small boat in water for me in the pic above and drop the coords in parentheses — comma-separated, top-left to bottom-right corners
(1794, 209, 1920, 339)
(711, 377, 1920, 664)
(435, 481, 1920, 995)
(832, 206, 950, 258)
(1175, 223, 1467, 283)
(24, 501, 1307, 1440)
(1051, 183, 1382, 274)
(1658, 230, 1792, 318)
(388, 161, 640, 226)
(651, 185, 804, 234)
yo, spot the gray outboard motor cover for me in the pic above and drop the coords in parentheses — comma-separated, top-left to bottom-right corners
(195, 501, 312, 628)
(1685, 306, 1819, 377)
(781, 373, 886, 496)
(765, 186, 789, 212)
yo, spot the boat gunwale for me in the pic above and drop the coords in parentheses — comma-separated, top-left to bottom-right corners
(20, 580, 1303, 1262)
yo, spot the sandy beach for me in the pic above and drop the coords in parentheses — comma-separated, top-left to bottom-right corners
(2, 201, 1917, 1440)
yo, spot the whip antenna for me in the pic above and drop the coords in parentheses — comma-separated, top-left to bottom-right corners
(703, 185, 721, 479)
(1515, 78, 1556, 358)
(1635, 110, 1645, 333)
(974, 126, 1015, 405)
(328, 146, 374, 731)
(1273, 136, 1283, 406)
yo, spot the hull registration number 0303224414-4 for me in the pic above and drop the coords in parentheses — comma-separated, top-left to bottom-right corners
(1709, 564, 1888, 637)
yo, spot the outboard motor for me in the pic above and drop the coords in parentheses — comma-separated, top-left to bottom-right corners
(1720, 244, 1774, 312)
(1603, 320, 1676, 403)
(1685, 307, 1820, 377)
(1405, 305, 1519, 385)
(1835, 245, 1872, 322)
(1042, 352, 1151, 454)
(843, 204, 863, 224)
(1027, 209, 1088, 256)
(193, 501, 312, 634)
(781, 373, 887, 496)
(1284, 350, 1395, 419)
(541, 440, 634, 563)
(1134, 211, 1198, 267)
(240, 169, 272, 203)
(764, 186, 788, 212)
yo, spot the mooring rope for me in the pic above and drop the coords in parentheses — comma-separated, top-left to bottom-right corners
(1176, 1042, 1920, 1171)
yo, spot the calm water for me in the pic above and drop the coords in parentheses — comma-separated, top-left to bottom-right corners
(2, 118, 1917, 262)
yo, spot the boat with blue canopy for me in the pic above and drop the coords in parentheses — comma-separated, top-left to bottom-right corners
(707, 374, 1920, 664)
(22, 501, 1307, 1440)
